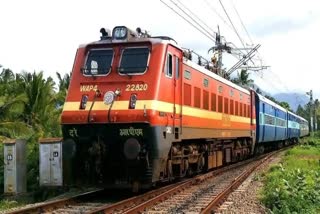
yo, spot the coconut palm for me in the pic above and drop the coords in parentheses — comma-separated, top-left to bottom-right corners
(0, 69, 31, 139)
(20, 71, 59, 136)
(232, 69, 254, 87)
(56, 72, 71, 107)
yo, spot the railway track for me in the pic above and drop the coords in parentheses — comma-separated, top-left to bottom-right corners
(6, 189, 113, 214)
(7, 148, 284, 214)
(88, 149, 281, 214)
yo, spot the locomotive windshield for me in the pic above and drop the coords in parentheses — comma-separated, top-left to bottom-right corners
(83, 49, 114, 76)
(119, 47, 150, 74)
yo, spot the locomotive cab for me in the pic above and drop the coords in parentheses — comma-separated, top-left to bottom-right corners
(61, 26, 182, 190)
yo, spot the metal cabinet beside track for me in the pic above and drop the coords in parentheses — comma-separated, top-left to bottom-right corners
(39, 138, 63, 186)
(4, 139, 26, 194)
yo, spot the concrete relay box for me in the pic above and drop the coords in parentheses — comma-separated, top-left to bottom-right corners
(39, 138, 63, 186)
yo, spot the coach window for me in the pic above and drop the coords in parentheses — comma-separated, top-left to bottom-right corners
(184, 70, 191, 80)
(166, 53, 173, 77)
(230, 90, 234, 97)
(203, 78, 209, 87)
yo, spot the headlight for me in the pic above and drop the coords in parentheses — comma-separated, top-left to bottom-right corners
(103, 91, 115, 105)
(112, 26, 127, 40)
(123, 138, 141, 160)
(80, 94, 88, 109)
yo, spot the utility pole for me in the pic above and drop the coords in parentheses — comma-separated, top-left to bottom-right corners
(306, 90, 313, 134)
(216, 26, 223, 77)
(314, 99, 318, 131)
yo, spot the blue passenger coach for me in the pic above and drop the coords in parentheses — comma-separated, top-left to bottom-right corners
(287, 111, 300, 140)
(255, 93, 288, 143)
(297, 115, 309, 137)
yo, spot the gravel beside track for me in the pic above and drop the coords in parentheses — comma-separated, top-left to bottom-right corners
(216, 152, 284, 214)
(144, 162, 258, 213)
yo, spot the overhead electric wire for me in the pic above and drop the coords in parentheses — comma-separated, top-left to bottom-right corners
(229, 0, 264, 63)
(176, 0, 216, 36)
(218, 0, 246, 49)
(160, 0, 216, 42)
(168, 0, 216, 40)
(229, 0, 253, 45)
(202, 0, 233, 31)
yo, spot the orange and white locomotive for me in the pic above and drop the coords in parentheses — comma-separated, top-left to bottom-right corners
(61, 26, 257, 190)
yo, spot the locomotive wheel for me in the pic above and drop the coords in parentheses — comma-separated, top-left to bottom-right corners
(197, 156, 205, 172)
(167, 160, 173, 181)
(182, 159, 189, 177)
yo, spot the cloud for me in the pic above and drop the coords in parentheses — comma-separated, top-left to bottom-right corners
(249, 14, 318, 37)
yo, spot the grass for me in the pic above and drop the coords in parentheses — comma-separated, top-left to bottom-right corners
(0, 199, 22, 211)
(260, 133, 320, 214)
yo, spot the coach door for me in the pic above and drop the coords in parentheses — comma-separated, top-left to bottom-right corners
(166, 46, 182, 139)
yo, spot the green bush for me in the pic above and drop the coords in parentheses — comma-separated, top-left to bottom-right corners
(261, 144, 320, 213)
(0, 199, 19, 211)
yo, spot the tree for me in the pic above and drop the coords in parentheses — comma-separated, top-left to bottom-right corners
(19, 71, 60, 137)
(232, 69, 254, 87)
(279, 101, 291, 110)
(56, 72, 70, 107)
(0, 68, 31, 139)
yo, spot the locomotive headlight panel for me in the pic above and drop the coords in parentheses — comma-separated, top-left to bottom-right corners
(129, 94, 137, 109)
(123, 138, 141, 160)
(103, 91, 115, 105)
(80, 95, 89, 109)
(112, 26, 128, 40)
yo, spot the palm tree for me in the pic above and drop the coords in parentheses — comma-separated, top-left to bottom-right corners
(232, 69, 254, 87)
(20, 71, 59, 136)
(0, 68, 32, 139)
(56, 72, 70, 107)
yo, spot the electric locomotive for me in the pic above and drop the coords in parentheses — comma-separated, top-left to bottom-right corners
(60, 26, 307, 190)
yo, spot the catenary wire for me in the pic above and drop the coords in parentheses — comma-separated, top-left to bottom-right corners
(160, 0, 216, 42)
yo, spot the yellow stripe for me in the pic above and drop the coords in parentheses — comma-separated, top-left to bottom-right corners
(63, 100, 251, 123)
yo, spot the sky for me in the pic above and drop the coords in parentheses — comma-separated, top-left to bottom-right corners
(0, 0, 319, 101)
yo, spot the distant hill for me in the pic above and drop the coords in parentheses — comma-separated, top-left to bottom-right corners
(273, 93, 309, 112)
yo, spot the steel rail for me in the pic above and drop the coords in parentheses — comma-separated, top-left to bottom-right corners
(201, 151, 276, 213)
(7, 188, 104, 214)
(89, 154, 269, 214)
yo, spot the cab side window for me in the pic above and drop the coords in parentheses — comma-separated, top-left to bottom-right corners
(175, 56, 179, 79)
(166, 53, 173, 77)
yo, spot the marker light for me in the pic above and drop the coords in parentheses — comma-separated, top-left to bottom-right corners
(80, 95, 88, 109)
(129, 94, 137, 109)
(103, 91, 115, 105)
(112, 26, 128, 40)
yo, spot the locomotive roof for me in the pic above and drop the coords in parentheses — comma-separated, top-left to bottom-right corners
(79, 37, 178, 48)
(184, 59, 250, 95)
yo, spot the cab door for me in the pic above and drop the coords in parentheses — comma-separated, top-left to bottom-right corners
(166, 46, 182, 139)
(173, 53, 182, 139)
